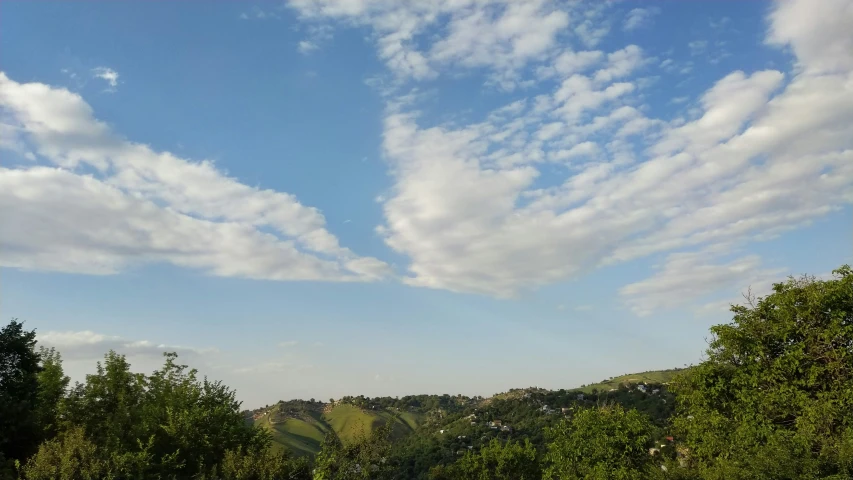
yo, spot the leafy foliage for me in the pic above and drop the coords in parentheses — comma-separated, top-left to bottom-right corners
(671, 266, 853, 480)
(313, 420, 394, 480)
(430, 438, 540, 480)
(543, 405, 659, 480)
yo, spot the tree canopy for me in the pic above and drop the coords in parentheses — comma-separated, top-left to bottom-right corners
(672, 266, 853, 479)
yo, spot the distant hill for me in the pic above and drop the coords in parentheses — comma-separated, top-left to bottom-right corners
(253, 401, 424, 455)
(251, 368, 690, 456)
(577, 368, 689, 393)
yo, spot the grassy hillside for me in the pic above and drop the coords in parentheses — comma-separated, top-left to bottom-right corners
(252, 368, 687, 456)
(578, 368, 688, 393)
(255, 403, 424, 455)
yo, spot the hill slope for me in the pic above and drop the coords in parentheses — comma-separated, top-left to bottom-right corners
(254, 402, 424, 455)
(578, 368, 688, 393)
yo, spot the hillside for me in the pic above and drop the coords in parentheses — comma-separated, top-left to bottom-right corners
(249, 368, 685, 457)
(578, 368, 688, 393)
(253, 401, 425, 455)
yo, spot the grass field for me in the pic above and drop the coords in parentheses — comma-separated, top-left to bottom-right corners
(578, 368, 688, 393)
(256, 404, 424, 455)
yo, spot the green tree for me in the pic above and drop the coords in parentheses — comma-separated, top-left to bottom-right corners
(216, 446, 311, 480)
(671, 266, 853, 480)
(437, 438, 540, 480)
(543, 405, 659, 480)
(18, 427, 105, 480)
(313, 420, 394, 480)
(0, 319, 41, 468)
(54, 351, 269, 478)
(35, 347, 69, 440)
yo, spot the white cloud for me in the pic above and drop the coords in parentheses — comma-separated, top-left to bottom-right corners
(372, 0, 853, 301)
(298, 40, 319, 54)
(297, 24, 334, 55)
(287, 0, 582, 88)
(619, 252, 787, 316)
(278, 340, 299, 347)
(38, 330, 216, 360)
(593, 45, 646, 84)
(623, 7, 660, 32)
(91, 67, 119, 91)
(0, 73, 390, 282)
(767, 0, 853, 74)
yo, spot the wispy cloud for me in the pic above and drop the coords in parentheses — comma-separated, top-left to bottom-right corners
(239, 6, 280, 20)
(278, 340, 299, 348)
(38, 330, 217, 360)
(688, 40, 708, 56)
(623, 7, 660, 32)
(91, 67, 119, 91)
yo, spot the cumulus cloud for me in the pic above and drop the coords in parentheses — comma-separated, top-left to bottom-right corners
(371, 0, 853, 303)
(0, 73, 390, 282)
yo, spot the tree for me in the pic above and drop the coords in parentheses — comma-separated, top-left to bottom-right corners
(313, 420, 394, 480)
(54, 351, 269, 478)
(543, 405, 660, 480)
(215, 446, 311, 480)
(0, 319, 41, 466)
(437, 438, 540, 480)
(18, 427, 105, 480)
(35, 347, 69, 440)
(671, 266, 853, 480)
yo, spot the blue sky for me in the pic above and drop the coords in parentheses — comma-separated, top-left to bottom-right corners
(1, 0, 851, 408)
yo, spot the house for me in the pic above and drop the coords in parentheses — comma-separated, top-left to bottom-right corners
(665, 436, 674, 442)
(637, 384, 647, 393)
(501, 425, 512, 432)
(561, 407, 571, 413)
(489, 420, 502, 427)
(577, 393, 585, 401)
(652, 389, 660, 394)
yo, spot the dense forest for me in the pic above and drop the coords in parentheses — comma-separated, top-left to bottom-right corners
(2, 266, 851, 479)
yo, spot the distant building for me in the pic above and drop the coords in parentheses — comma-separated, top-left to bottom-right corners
(652, 389, 660, 394)
(561, 407, 571, 413)
(577, 393, 585, 400)
(501, 425, 512, 432)
(637, 385, 647, 393)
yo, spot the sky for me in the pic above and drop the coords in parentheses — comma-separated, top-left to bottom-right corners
(1, 0, 851, 408)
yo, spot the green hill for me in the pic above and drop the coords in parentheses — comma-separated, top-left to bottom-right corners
(254, 402, 424, 455)
(578, 368, 688, 393)
(251, 369, 688, 456)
